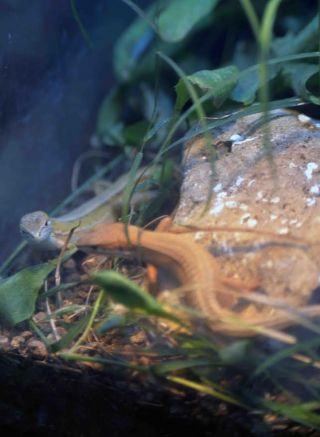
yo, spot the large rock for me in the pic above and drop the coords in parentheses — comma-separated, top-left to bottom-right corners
(174, 109, 320, 336)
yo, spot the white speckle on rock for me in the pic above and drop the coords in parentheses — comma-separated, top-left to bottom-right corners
(210, 203, 224, 215)
(194, 231, 205, 241)
(304, 162, 318, 180)
(278, 227, 289, 235)
(230, 134, 243, 142)
(289, 219, 298, 225)
(247, 179, 255, 187)
(298, 113, 311, 125)
(256, 191, 264, 201)
(281, 218, 288, 224)
(232, 136, 256, 145)
(270, 196, 280, 204)
(289, 162, 298, 168)
(306, 197, 316, 206)
(247, 218, 257, 228)
(310, 184, 320, 195)
(235, 176, 244, 187)
(239, 203, 249, 211)
(218, 191, 227, 199)
(213, 182, 223, 193)
(295, 222, 302, 228)
(270, 214, 277, 220)
(225, 200, 238, 208)
(210, 192, 227, 215)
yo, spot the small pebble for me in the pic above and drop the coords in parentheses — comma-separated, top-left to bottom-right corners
(21, 330, 33, 339)
(33, 312, 47, 322)
(11, 336, 26, 348)
(27, 339, 48, 358)
(0, 335, 9, 346)
(63, 258, 77, 270)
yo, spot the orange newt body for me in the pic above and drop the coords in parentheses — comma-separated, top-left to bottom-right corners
(77, 223, 320, 337)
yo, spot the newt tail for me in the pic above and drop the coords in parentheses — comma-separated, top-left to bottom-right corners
(77, 222, 320, 337)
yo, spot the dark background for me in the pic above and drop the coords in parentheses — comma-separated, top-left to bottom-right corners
(0, 0, 150, 264)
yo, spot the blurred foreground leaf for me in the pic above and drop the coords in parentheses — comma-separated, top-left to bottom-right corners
(91, 270, 181, 323)
(0, 249, 75, 326)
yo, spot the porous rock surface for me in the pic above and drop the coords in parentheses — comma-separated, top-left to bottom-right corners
(173, 110, 320, 326)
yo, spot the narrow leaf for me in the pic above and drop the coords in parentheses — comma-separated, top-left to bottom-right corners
(91, 270, 180, 323)
(50, 314, 91, 353)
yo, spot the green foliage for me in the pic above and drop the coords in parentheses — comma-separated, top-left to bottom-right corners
(50, 314, 91, 353)
(157, 0, 219, 43)
(91, 270, 181, 323)
(282, 62, 320, 104)
(4, 0, 320, 430)
(175, 66, 239, 111)
(0, 250, 75, 326)
(114, 3, 158, 80)
(0, 263, 55, 326)
(73, 1, 320, 427)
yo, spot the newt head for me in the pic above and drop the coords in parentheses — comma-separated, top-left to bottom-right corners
(20, 211, 60, 249)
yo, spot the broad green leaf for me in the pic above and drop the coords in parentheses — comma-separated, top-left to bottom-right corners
(231, 63, 280, 104)
(91, 270, 180, 323)
(96, 88, 125, 146)
(218, 340, 251, 365)
(123, 120, 150, 146)
(272, 16, 318, 57)
(281, 62, 320, 104)
(96, 314, 127, 334)
(158, 0, 219, 42)
(114, 4, 156, 80)
(175, 65, 239, 111)
(0, 250, 75, 326)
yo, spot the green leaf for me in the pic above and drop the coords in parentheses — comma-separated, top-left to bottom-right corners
(281, 62, 320, 104)
(231, 63, 280, 104)
(152, 359, 213, 375)
(114, 5, 156, 80)
(158, 0, 219, 43)
(175, 66, 239, 111)
(123, 120, 150, 146)
(168, 375, 247, 408)
(96, 314, 127, 334)
(262, 400, 320, 430)
(96, 88, 125, 146)
(50, 314, 91, 353)
(218, 340, 252, 365)
(253, 336, 320, 376)
(91, 270, 180, 323)
(272, 16, 318, 57)
(0, 252, 74, 326)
